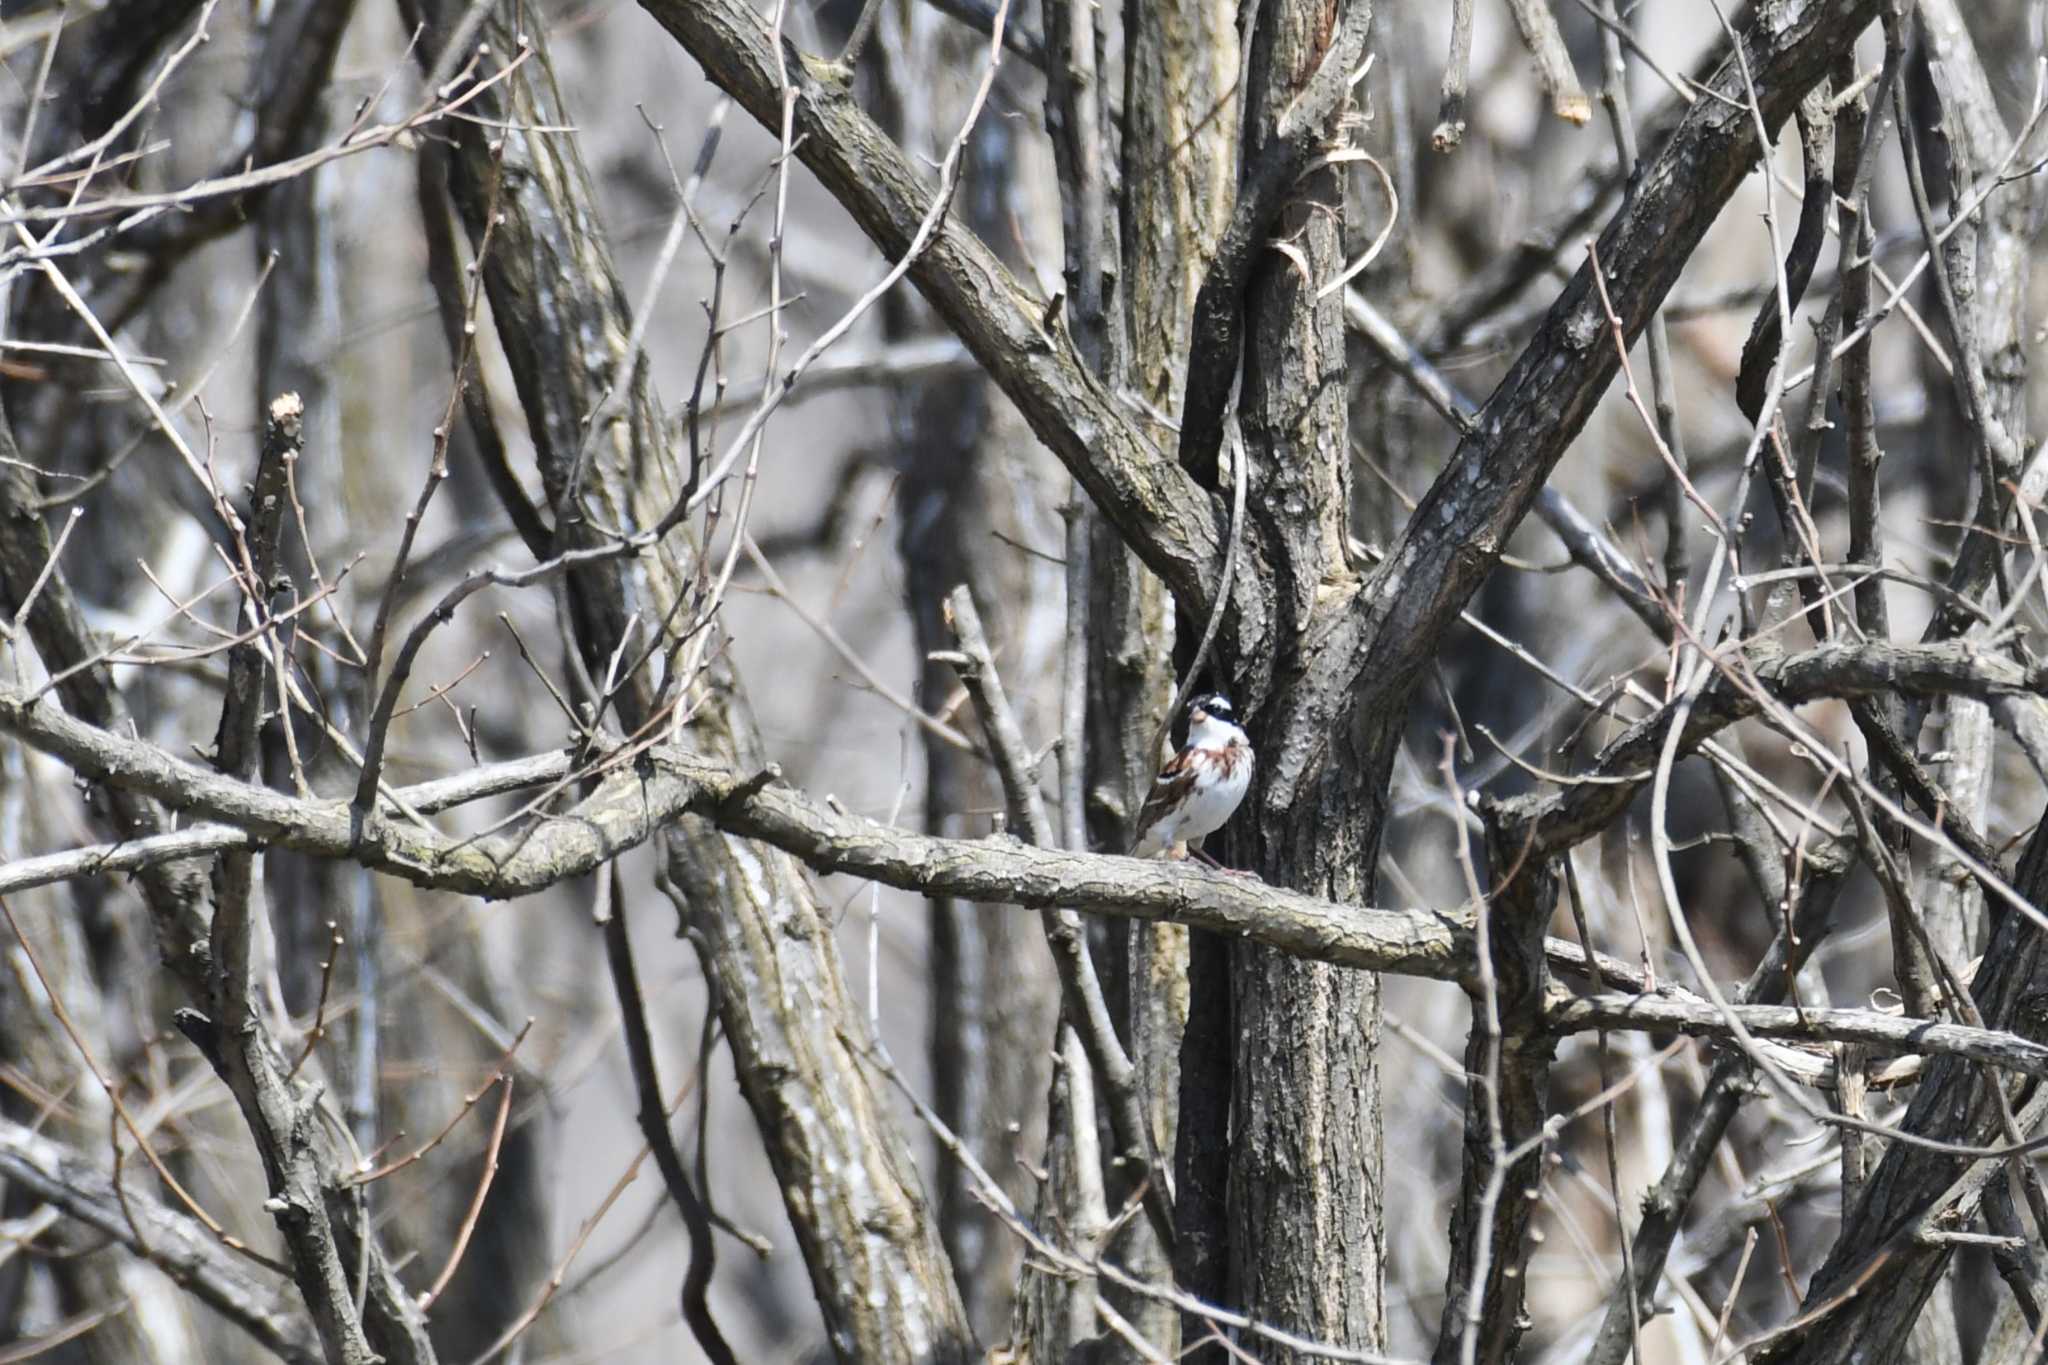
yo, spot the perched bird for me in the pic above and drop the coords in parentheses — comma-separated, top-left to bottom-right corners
(1131, 692, 1254, 862)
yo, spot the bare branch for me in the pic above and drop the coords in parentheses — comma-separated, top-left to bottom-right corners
(0, 1117, 322, 1365)
(635, 0, 1256, 654)
(1358, 0, 1883, 711)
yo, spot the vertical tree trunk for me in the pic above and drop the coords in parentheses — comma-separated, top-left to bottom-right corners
(1219, 1, 1385, 1359)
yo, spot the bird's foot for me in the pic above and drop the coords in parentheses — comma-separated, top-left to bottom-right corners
(1193, 849, 1259, 878)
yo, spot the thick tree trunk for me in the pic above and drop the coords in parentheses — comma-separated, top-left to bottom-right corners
(1209, 1, 1386, 1358)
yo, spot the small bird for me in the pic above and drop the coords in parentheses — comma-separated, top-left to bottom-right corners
(1131, 692, 1254, 863)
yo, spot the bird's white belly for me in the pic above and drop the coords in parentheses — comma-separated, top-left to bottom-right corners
(1170, 754, 1252, 844)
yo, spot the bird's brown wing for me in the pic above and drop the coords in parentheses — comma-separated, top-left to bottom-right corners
(1133, 749, 1201, 846)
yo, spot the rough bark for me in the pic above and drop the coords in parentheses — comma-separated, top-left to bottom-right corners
(1213, 2, 1384, 1360)
(1434, 823, 1558, 1365)
(0, 1, 1962, 1358)
(1911, 0, 2037, 981)
(0, 1117, 321, 1364)
(639, 0, 1888, 866)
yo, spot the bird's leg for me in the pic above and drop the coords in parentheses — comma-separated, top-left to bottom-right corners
(1190, 841, 1258, 878)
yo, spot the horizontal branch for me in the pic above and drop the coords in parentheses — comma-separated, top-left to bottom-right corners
(12, 683, 2048, 1087)
(0, 685, 1470, 973)
(1548, 993, 2048, 1084)
(691, 334, 974, 421)
(0, 747, 580, 896)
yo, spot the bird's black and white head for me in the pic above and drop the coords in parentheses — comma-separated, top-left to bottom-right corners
(1185, 693, 1245, 748)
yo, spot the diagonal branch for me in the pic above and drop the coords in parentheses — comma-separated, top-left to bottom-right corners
(1353, 0, 1884, 710)
(634, 0, 1257, 655)
(0, 1116, 323, 1365)
(394, 6, 974, 1354)
(1344, 290, 1667, 636)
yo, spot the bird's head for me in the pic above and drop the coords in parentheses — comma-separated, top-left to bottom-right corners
(1185, 693, 1244, 746)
